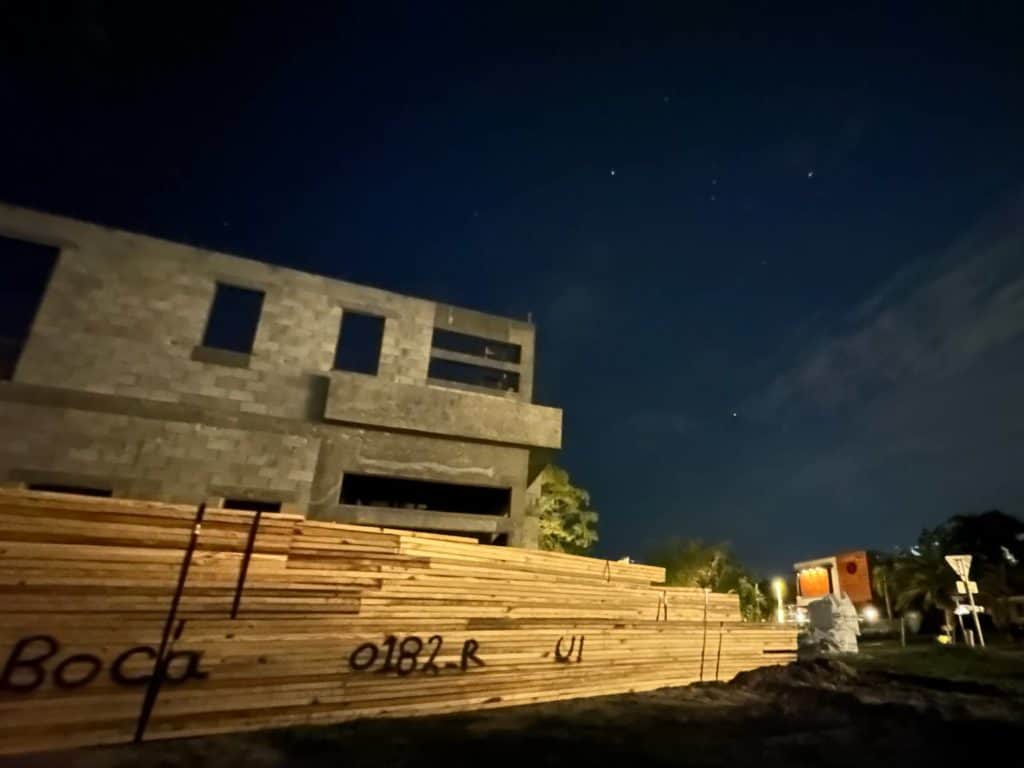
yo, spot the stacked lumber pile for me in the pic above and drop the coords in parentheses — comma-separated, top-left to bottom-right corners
(0, 489, 796, 755)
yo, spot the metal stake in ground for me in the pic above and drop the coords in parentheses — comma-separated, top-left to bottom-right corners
(134, 503, 206, 742)
(944, 555, 985, 648)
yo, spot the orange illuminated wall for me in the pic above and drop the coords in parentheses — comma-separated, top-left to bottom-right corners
(798, 566, 830, 598)
(835, 551, 872, 604)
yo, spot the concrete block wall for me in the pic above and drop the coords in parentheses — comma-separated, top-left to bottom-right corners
(7, 211, 441, 420)
(0, 203, 561, 546)
(381, 304, 435, 386)
(0, 401, 320, 506)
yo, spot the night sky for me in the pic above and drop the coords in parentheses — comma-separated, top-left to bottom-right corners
(3, 5, 1023, 574)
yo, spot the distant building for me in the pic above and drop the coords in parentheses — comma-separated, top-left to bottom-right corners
(0, 204, 562, 546)
(794, 550, 874, 608)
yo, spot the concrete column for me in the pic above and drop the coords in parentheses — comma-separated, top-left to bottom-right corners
(307, 433, 345, 520)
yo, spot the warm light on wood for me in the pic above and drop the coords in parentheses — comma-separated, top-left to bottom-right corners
(0, 489, 796, 755)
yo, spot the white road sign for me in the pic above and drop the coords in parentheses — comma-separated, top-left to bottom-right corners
(945, 554, 972, 579)
(955, 604, 985, 615)
(945, 554, 985, 647)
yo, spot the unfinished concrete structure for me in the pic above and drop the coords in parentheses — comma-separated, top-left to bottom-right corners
(0, 203, 561, 545)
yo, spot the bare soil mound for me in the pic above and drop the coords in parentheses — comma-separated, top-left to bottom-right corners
(730, 657, 859, 690)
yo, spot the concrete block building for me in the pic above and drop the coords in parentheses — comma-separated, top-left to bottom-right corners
(0, 203, 562, 546)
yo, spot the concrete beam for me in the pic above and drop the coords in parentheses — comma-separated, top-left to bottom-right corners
(429, 347, 523, 373)
(324, 373, 562, 449)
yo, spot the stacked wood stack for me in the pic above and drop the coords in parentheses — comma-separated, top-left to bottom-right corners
(0, 489, 797, 755)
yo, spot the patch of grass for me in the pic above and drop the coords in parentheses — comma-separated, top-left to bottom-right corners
(849, 640, 1024, 691)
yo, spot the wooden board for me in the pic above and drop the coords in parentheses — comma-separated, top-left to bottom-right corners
(0, 489, 797, 755)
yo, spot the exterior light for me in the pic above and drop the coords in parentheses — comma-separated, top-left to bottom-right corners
(772, 578, 786, 623)
(862, 605, 880, 624)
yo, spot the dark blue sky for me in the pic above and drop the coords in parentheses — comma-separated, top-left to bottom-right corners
(3, 4, 1023, 573)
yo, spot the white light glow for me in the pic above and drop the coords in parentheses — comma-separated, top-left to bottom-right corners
(772, 578, 786, 623)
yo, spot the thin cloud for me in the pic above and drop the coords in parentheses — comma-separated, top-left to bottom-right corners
(758, 193, 1024, 414)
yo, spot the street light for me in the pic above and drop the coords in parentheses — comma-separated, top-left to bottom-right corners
(772, 578, 786, 623)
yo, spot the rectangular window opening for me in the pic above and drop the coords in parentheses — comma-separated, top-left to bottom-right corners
(340, 473, 510, 517)
(428, 357, 520, 393)
(223, 498, 282, 513)
(201, 283, 264, 355)
(0, 236, 59, 380)
(334, 311, 385, 375)
(431, 328, 521, 364)
(27, 483, 113, 498)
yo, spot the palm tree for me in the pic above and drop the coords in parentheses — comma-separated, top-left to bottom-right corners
(938, 510, 1024, 628)
(647, 539, 770, 621)
(737, 576, 770, 622)
(648, 539, 731, 589)
(871, 559, 894, 620)
(890, 533, 958, 631)
(885, 512, 1024, 633)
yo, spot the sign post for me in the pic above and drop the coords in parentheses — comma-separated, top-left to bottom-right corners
(945, 555, 985, 648)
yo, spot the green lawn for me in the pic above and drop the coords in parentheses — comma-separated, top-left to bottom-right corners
(849, 639, 1024, 692)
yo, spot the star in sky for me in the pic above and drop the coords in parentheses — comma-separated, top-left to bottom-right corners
(610, 169, 616, 176)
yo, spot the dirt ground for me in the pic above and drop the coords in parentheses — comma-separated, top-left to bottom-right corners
(8, 642, 1024, 768)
